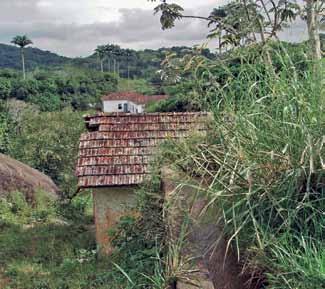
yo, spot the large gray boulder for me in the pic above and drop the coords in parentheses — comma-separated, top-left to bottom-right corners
(0, 153, 59, 201)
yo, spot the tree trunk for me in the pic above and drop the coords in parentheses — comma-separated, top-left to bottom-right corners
(113, 59, 116, 75)
(306, 0, 322, 61)
(21, 48, 26, 80)
(256, 18, 274, 68)
(100, 60, 104, 73)
(127, 60, 130, 89)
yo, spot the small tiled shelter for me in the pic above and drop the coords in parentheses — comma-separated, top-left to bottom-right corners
(76, 112, 208, 254)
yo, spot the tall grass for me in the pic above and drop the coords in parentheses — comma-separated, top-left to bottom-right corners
(160, 44, 325, 287)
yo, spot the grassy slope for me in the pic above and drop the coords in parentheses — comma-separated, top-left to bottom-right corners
(156, 45, 325, 288)
(0, 184, 164, 289)
(0, 193, 107, 289)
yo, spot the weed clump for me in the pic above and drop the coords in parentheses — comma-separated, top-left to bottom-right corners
(157, 45, 325, 288)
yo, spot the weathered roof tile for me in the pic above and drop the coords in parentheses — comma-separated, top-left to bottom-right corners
(76, 112, 208, 187)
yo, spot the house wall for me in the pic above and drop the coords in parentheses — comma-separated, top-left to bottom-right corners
(93, 186, 138, 256)
(136, 104, 144, 113)
(103, 100, 144, 113)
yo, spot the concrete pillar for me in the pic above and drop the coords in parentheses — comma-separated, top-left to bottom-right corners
(93, 187, 137, 256)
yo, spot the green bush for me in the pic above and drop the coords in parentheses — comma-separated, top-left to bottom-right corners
(0, 77, 11, 99)
(0, 101, 13, 154)
(0, 191, 56, 226)
(107, 165, 166, 288)
(27, 92, 61, 112)
(0, 192, 99, 289)
(0, 188, 165, 289)
(57, 194, 93, 223)
(9, 108, 85, 196)
(0, 68, 118, 111)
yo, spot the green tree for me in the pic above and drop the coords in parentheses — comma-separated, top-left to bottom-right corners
(10, 108, 85, 196)
(105, 44, 122, 76)
(150, 0, 300, 60)
(11, 35, 33, 80)
(27, 92, 61, 112)
(0, 78, 11, 99)
(10, 78, 39, 101)
(0, 102, 11, 153)
(124, 49, 136, 89)
(95, 45, 107, 73)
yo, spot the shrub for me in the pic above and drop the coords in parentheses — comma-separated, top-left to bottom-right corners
(0, 68, 118, 111)
(27, 92, 61, 112)
(0, 101, 11, 153)
(108, 165, 166, 288)
(0, 77, 11, 99)
(9, 108, 85, 196)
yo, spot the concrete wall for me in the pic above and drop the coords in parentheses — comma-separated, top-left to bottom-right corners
(103, 100, 144, 113)
(93, 186, 137, 256)
(162, 167, 249, 289)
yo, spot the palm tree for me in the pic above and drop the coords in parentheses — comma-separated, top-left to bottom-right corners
(124, 49, 135, 89)
(11, 35, 33, 80)
(105, 44, 122, 76)
(95, 45, 107, 73)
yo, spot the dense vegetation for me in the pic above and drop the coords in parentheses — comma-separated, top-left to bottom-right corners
(0, 172, 164, 289)
(0, 68, 117, 111)
(156, 42, 325, 288)
(0, 0, 325, 288)
(0, 43, 214, 92)
(148, 41, 316, 113)
(2, 40, 323, 289)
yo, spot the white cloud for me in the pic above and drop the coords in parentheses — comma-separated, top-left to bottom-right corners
(0, 0, 217, 56)
(0, 0, 310, 57)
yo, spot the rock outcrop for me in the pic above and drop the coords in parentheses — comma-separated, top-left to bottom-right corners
(0, 153, 59, 201)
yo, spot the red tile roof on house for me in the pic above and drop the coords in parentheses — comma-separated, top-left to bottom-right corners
(101, 92, 169, 105)
(76, 112, 209, 188)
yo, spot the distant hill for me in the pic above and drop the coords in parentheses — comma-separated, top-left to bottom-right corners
(0, 43, 215, 81)
(72, 46, 215, 80)
(0, 43, 70, 70)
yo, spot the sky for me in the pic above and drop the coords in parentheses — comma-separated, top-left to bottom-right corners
(0, 0, 309, 57)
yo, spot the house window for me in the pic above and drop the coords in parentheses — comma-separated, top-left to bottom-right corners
(118, 104, 122, 109)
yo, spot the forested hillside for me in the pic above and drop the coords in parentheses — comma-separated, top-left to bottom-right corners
(0, 43, 214, 80)
(0, 43, 216, 111)
(0, 44, 69, 70)
(73, 46, 215, 80)
(0, 68, 118, 111)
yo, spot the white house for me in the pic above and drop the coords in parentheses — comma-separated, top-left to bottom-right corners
(102, 92, 169, 113)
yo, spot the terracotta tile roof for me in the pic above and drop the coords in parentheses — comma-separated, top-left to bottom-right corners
(101, 92, 169, 105)
(76, 112, 209, 188)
